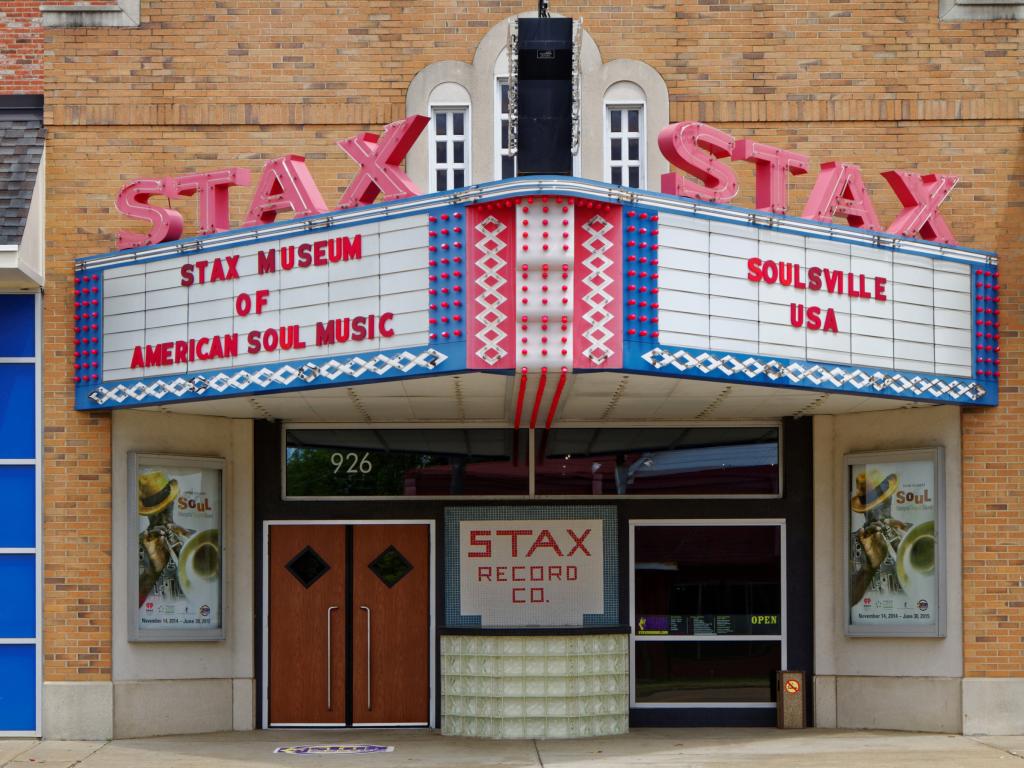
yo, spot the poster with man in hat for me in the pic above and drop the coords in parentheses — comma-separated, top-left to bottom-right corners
(848, 457, 938, 628)
(136, 459, 223, 634)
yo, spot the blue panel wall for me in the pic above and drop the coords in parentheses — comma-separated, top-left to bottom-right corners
(0, 556, 35, 638)
(0, 294, 35, 357)
(0, 293, 38, 734)
(0, 646, 36, 732)
(0, 466, 35, 548)
(0, 364, 35, 459)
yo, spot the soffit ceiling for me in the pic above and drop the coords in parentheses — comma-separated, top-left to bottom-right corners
(139, 372, 931, 423)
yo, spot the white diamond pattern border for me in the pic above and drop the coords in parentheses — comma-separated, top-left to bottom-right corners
(641, 347, 987, 402)
(580, 215, 615, 365)
(87, 349, 449, 406)
(473, 215, 510, 366)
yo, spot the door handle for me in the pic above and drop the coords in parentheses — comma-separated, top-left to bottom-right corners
(326, 605, 338, 710)
(360, 605, 372, 711)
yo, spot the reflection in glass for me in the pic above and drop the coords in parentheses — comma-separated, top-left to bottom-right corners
(634, 641, 780, 703)
(634, 525, 781, 635)
(285, 429, 529, 497)
(368, 545, 414, 588)
(537, 427, 780, 495)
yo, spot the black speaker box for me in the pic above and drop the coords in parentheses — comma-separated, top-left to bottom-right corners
(515, 17, 574, 176)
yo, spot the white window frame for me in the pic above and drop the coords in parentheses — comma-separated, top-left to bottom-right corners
(605, 102, 646, 190)
(494, 78, 517, 181)
(628, 518, 787, 710)
(281, 422, 782, 502)
(428, 104, 470, 193)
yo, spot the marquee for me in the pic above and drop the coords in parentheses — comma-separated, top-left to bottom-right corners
(73, 176, 998, 411)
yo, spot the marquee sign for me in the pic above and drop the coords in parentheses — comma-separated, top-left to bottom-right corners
(74, 178, 998, 410)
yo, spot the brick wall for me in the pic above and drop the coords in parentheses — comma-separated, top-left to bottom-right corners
(0, 0, 42, 95)
(42, 0, 1024, 681)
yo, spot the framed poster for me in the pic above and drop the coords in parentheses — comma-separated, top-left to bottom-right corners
(844, 448, 945, 637)
(128, 453, 226, 641)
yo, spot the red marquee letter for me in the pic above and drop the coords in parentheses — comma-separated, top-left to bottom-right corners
(116, 178, 185, 251)
(732, 140, 809, 215)
(173, 167, 251, 235)
(658, 121, 738, 203)
(881, 170, 959, 245)
(337, 115, 429, 208)
(243, 154, 328, 227)
(802, 162, 882, 231)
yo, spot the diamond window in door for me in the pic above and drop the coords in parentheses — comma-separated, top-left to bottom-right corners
(369, 545, 414, 588)
(285, 545, 331, 589)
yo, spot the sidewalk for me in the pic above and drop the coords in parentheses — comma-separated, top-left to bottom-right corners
(2, 728, 1024, 768)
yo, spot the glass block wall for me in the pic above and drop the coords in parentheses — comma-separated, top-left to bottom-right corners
(441, 634, 629, 739)
(0, 293, 40, 735)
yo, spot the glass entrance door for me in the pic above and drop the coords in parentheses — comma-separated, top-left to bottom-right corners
(629, 521, 784, 709)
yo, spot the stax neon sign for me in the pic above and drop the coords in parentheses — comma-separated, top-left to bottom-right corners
(115, 115, 960, 250)
(115, 115, 429, 250)
(658, 122, 959, 244)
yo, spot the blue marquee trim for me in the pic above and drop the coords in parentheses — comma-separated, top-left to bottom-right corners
(75, 342, 469, 410)
(624, 341, 996, 407)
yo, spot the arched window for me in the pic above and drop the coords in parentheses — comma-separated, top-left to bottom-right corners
(604, 81, 647, 189)
(427, 83, 471, 192)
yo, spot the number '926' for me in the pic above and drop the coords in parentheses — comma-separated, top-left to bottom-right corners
(331, 452, 372, 475)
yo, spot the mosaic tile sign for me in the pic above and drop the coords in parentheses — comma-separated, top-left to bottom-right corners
(446, 506, 618, 628)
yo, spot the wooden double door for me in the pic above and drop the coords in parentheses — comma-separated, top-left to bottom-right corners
(268, 523, 430, 726)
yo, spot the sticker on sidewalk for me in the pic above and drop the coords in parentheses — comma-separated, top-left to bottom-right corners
(274, 745, 395, 755)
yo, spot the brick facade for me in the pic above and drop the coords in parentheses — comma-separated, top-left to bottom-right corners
(43, 0, 1023, 684)
(0, 0, 42, 95)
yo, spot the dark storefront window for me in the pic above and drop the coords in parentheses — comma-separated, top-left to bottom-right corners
(634, 642, 780, 704)
(537, 427, 780, 496)
(633, 524, 782, 705)
(285, 428, 529, 497)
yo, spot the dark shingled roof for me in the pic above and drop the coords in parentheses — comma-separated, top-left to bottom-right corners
(0, 112, 45, 245)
